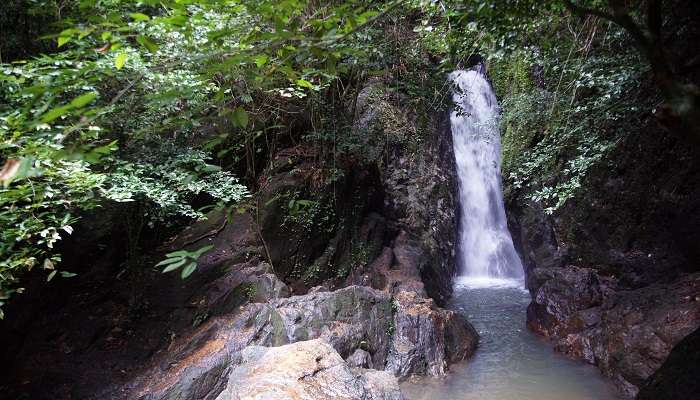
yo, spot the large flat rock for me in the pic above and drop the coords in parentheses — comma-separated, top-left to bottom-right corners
(215, 339, 403, 400)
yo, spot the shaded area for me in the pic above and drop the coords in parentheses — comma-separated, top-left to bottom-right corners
(637, 326, 700, 400)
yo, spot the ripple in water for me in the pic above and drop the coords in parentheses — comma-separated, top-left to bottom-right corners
(401, 283, 622, 400)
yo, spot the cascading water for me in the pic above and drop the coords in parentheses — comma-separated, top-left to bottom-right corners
(449, 67, 523, 284)
(401, 66, 620, 399)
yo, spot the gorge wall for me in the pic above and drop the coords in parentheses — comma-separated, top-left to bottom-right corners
(504, 88, 700, 397)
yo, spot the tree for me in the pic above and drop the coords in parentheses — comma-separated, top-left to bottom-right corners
(563, 0, 700, 137)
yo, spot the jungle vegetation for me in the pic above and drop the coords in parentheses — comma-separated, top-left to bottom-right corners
(1, 0, 696, 318)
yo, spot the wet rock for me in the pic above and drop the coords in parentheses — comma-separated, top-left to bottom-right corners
(124, 282, 479, 399)
(123, 286, 394, 399)
(354, 81, 458, 306)
(528, 269, 700, 397)
(386, 290, 478, 379)
(214, 339, 403, 400)
(196, 261, 289, 316)
(526, 265, 611, 337)
(272, 286, 394, 366)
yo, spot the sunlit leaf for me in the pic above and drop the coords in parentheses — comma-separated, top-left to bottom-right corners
(254, 55, 269, 68)
(296, 79, 316, 90)
(130, 13, 150, 22)
(58, 36, 71, 47)
(115, 52, 127, 69)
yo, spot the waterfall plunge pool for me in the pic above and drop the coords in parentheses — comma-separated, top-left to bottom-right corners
(401, 278, 621, 400)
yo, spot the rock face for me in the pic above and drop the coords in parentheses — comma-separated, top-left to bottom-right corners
(123, 286, 389, 399)
(504, 95, 700, 397)
(387, 290, 478, 378)
(636, 326, 700, 400)
(352, 81, 459, 306)
(527, 267, 700, 396)
(214, 339, 403, 400)
(123, 283, 477, 399)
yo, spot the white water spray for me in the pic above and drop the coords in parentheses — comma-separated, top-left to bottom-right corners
(449, 67, 524, 286)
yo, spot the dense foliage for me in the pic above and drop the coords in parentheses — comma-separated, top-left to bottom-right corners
(1, 0, 688, 317)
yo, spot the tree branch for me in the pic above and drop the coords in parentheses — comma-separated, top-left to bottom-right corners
(562, 0, 651, 50)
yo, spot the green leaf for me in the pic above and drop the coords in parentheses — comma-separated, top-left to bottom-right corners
(155, 256, 185, 267)
(193, 245, 214, 257)
(180, 262, 197, 279)
(165, 250, 190, 258)
(57, 30, 73, 47)
(60, 271, 77, 278)
(162, 15, 188, 27)
(162, 258, 188, 273)
(130, 13, 150, 22)
(70, 92, 98, 108)
(41, 105, 72, 123)
(136, 35, 159, 53)
(296, 79, 315, 90)
(254, 55, 269, 68)
(115, 52, 127, 70)
(232, 107, 249, 128)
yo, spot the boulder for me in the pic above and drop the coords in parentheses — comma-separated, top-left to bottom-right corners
(347, 348, 374, 369)
(272, 286, 394, 366)
(386, 290, 478, 379)
(526, 265, 612, 337)
(214, 339, 403, 400)
(125, 286, 393, 399)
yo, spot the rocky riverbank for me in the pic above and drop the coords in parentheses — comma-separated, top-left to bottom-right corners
(0, 80, 477, 400)
(506, 106, 700, 398)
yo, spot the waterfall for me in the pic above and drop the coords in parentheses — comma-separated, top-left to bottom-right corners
(449, 67, 524, 285)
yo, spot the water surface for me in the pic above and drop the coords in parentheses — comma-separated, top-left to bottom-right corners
(401, 278, 621, 400)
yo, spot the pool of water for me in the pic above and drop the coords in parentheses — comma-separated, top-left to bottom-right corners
(401, 278, 621, 400)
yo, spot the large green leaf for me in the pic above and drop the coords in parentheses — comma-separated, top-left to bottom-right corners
(70, 92, 98, 108)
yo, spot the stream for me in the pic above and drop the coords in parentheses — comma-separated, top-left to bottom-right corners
(401, 68, 621, 399)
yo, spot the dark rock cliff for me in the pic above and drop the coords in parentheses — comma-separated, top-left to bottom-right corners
(506, 108, 700, 397)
